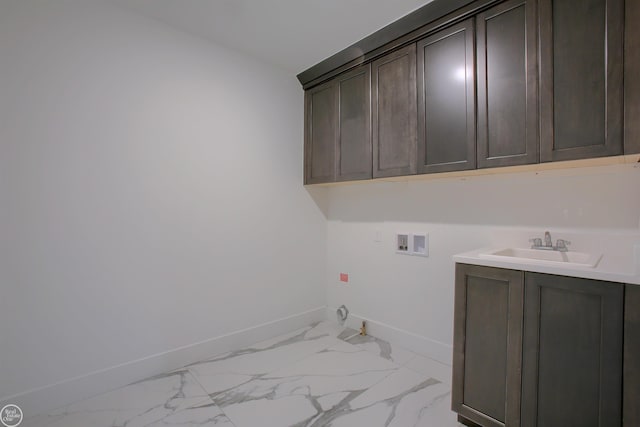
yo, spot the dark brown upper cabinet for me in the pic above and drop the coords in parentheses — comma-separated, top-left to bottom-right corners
(417, 20, 476, 174)
(539, 0, 624, 162)
(305, 81, 337, 184)
(625, 0, 640, 155)
(372, 44, 418, 178)
(477, 0, 539, 168)
(304, 65, 371, 184)
(302, 0, 634, 185)
(336, 65, 372, 182)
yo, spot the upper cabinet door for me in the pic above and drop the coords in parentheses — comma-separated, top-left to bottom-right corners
(477, 0, 539, 168)
(539, 0, 624, 162)
(304, 81, 337, 184)
(304, 64, 371, 184)
(417, 20, 476, 174)
(336, 65, 372, 181)
(372, 44, 418, 178)
(625, 0, 640, 154)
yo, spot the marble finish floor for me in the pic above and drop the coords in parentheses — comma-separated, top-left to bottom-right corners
(27, 322, 462, 427)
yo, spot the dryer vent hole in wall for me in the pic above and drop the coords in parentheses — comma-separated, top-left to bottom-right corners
(336, 305, 349, 326)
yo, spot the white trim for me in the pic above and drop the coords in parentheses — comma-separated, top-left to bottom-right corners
(326, 307, 453, 366)
(1, 306, 326, 418)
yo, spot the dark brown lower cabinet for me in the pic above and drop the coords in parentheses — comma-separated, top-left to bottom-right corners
(453, 264, 628, 427)
(624, 285, 640, 427)
(452, 264, 524, 427)
(521, 273, 623, 427)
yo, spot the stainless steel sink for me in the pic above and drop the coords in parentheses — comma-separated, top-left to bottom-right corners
(479, 248, 602, 268)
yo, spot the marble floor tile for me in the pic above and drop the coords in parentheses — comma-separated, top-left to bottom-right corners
(144, 400, 236, 427)
(303, 321, 348, 339)
(28, 322, 463, 427)
(337, 327, 360, 341)
(414, 387, 465, 427)
(210, 346, 400, 426)
(26, 370, 211, 427)
(323, 339, 364, 354)
(405, 354, 453, 385)
(327, 368, 460, 427)
(188, 328, 340, 396)
(348, 367, 437, 410)
(342, 332, 417, 366)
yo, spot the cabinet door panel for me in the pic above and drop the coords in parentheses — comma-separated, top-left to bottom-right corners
(372, 44, 417, 178)
(625, 0, 640, 154)
(417, 20, 476, 174)
(452, 264, 523, 427)
(477, 0, 538, 168)
(624, 285, 640, 427)
(540, 0, 623, 161)
(304, 82, 337, 184)
(521, 273, 623, 427)
(337, 65, 372, 181)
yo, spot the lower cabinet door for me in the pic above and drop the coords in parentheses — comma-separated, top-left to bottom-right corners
(452, 264, 524, 427)
(624, 285, 640, 427)
(521, 273, 623, 427)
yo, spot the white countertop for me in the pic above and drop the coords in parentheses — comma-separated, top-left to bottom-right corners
(454, 247, 640, 285)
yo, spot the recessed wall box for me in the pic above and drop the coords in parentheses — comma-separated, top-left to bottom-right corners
(397, 232, 429, 257)
(412, 234, 429, 257)
(396, 234, 409, 253)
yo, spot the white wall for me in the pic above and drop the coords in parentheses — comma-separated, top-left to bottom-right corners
(326, 165, 640, 363)
(0, 0, 327, 414)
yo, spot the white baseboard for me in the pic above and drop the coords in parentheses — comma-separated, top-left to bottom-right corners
(326, 307, 453, 366)
(1, 306, 326, 418)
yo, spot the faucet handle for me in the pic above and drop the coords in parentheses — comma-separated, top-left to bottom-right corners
(529, 238, 542, 247)
(556, 239, 571, 250)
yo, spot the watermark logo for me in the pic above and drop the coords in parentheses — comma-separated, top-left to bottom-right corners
(1, 405, 23, 427)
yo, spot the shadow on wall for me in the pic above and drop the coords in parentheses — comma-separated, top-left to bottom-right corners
(305, 186, 330, 218)
(323, 164, 640, 229)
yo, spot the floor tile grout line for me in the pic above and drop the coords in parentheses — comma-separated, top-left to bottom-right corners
(402, 353, 419, 368)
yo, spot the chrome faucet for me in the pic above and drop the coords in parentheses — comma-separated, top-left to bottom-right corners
(530, 231, 571, 252)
